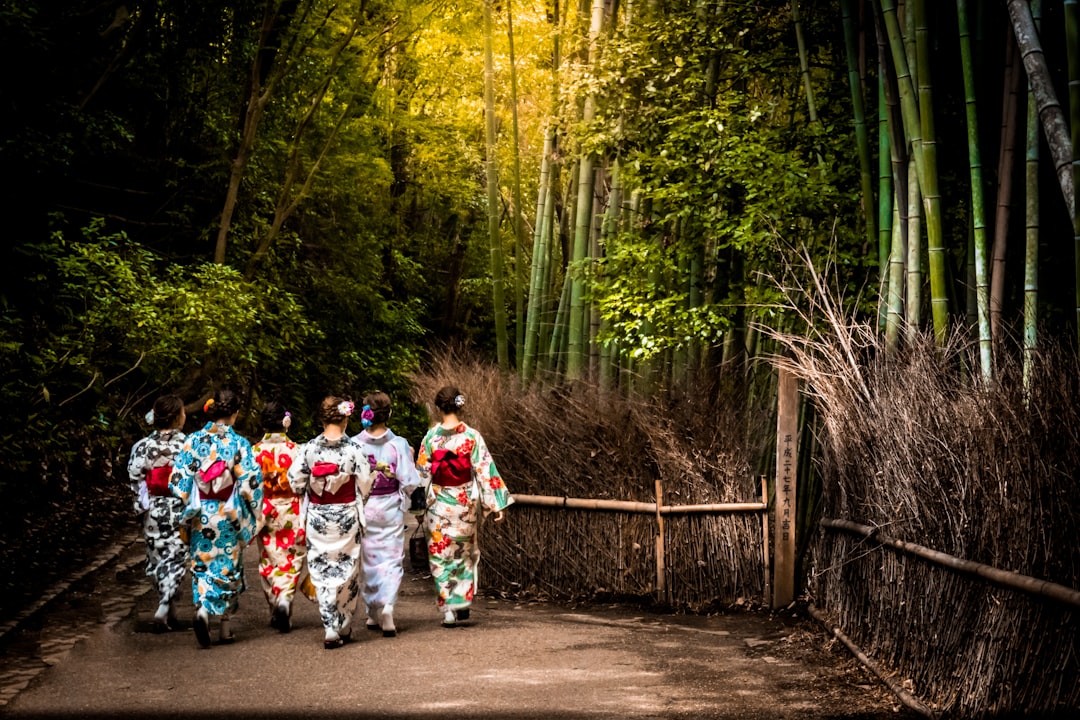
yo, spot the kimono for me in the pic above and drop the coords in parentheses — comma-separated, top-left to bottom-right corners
(169, 422, 263, 616)
(127, 429, 188, 606)
(253, 433, 315, 608)
(288, 434, 371, 636)
(352, 429, 422, 617)
(416, 423, 513, 612)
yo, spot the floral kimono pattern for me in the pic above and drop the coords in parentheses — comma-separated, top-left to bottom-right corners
(288, 434, 371, 636)
(253, 433, 315, 608)
(127, 429, 188, 605)
(416, 423, 512, 611)
(169, 423, 263, 616)
(353, 429, 422, 615)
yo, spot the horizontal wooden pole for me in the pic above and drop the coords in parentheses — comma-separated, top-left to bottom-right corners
(512, 494, 766, 515)
(821, 517, 1080, 609)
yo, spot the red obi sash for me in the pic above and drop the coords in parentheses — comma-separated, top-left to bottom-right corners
(146, 466, 172, 496)
(310, 481, 356, 505)
(430, 448, 472, 487)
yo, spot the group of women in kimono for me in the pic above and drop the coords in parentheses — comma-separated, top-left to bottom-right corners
(126, 384, 512, 650)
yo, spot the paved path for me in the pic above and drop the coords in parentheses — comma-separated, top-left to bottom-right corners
(0, 522, 913, 720)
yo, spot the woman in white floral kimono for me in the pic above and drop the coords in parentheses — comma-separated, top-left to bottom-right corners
(416, 385, 512, 628)
(289, 397, 372, 649)
(352, 391, 421, 637)
(126, 394, 187, 631)
(253, 401, 315, 633)
(169, 387, 263, 648)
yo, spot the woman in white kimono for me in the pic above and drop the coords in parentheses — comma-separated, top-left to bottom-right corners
(352, 391, 421, 637)
(169, 387, 263, 648)
(126, 394, 187, 631)
(288, 397, 371, 649)
(416, 385, 512, 628)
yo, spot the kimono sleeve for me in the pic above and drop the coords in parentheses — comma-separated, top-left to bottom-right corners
(232, 436, 264, 541)
(126, 437, 150, 514)
(469, 429, 513, 515)
(393, 436, 422, 495)
(168, 436, 199, 522)
(288, 442, 313, 496)
(415, 428, 435, 486)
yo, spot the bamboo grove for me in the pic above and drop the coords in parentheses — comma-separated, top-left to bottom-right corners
(464, 0, 1080, 393)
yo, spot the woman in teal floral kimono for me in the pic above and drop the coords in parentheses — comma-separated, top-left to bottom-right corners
(169, 387, 262, 648)
(416, 385, 512, 627)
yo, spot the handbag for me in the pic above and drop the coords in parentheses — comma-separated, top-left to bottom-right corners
(409, 522, 428, 572)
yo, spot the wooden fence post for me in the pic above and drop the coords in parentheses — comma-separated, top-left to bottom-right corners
(761, 475, 771, 606)
(655, 478, 666, 602)
(773, 367, 798, 608)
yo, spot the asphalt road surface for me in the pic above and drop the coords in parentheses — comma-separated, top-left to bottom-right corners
(0, 521, 915, 720)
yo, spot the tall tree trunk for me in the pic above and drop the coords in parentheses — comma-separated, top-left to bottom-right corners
(483, 0, 509, 370)
(791, 1, 818, 123)
(566, 0, 606, 381)
(1006, 0, 1075, 218)
(990, 31, 1023, 347)
(957, 0, 993, 381)
(214, 0, 306, 264)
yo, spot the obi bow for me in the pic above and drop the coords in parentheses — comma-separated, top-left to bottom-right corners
(311, 461, 340, 478)
(430, 448, 472, 487)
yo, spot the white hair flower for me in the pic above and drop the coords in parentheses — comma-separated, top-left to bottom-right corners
(282, 411, 292, 429)
(338, 401, 355, 417)
(145, 409, 155, 424)
(453, 394, 466, 408)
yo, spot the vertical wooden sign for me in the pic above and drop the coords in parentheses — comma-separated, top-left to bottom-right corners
(773, 367, 798, 608)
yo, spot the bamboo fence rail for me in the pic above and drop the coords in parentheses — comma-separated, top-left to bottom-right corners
(821, 517, 1080, 609)
(512, 493, 766, 515)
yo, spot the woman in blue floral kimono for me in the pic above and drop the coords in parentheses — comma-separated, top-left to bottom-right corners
(416, 385, 512, 628)
(289, 397, 372, 649)
(127, 394, 187, 631)
(353, 391, 421, 637)
(169, 387, 262, 648)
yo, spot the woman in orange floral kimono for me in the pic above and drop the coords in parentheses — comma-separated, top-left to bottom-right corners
(253, 401, 315, 633)
(416, 385, 512, 628)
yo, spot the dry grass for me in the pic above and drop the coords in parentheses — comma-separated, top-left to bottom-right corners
(410, 346, 771, 610)
(762, 262, 1080, 717)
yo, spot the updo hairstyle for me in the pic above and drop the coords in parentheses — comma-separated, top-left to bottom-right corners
(261, 400, 289, 432)
(206, 387, 242, 421)
(151, 394, 184, 430)
(434, 385, 465, 415)
(318, 396, 352, 426)
(362, 391, 392, 426)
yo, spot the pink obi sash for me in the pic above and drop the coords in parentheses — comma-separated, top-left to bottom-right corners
(146, 466, 172, 496)
(430, 449, 472, 487)
(196, 459, 233, 501)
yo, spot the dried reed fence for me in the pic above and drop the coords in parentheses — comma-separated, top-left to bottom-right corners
(410, 348, 772, 610)
(770, 306, 1080, 718)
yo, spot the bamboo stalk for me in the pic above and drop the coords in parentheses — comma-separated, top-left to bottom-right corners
(821, 518, 1080, 609)
(807, 604, 937, 718)
(842, 0, 876, 256)
(957, 0, 993, 381)
(1066, 0, 1080, 350)
(990, 30, 1022, 347)
(512, 494, 766, 514)
(1024, 0, 1043, 393)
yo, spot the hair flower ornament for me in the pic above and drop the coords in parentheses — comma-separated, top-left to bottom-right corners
(145, 409, 155, 425)
(453, 394, 466, 408)
(282, 411, 292, 430)
(338, 400, 355, 417)
(360, 404, 375, 429)
(203, 398, 215, 413)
